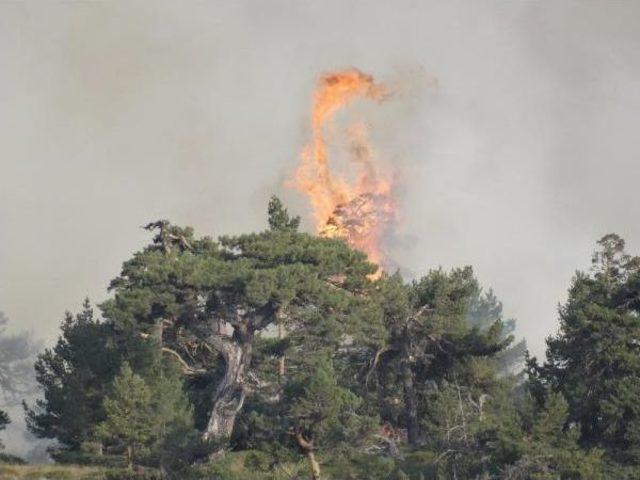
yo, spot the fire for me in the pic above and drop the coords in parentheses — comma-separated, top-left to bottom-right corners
(292, 69, 395, 274)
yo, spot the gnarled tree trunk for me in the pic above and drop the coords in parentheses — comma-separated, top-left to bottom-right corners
(199, 303, 276, 448)
(203, 332, 253, 442)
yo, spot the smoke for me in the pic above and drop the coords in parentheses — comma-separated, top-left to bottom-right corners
(2, 0, 640, 363)
(0, 312, 49, 461)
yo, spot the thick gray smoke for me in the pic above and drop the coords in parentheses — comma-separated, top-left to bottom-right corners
(1, 1, 639, 367)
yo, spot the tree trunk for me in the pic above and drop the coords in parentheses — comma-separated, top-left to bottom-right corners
(296, 432, 322, 480)
(126, 445, 133, 471)
(306, 450, 322, 480)
(277, 322, 286, 381)
(203, 335, 252, 443)
(400, 352, 424, 447)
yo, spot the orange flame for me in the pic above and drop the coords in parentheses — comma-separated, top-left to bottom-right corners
(292, 69, 395, 274)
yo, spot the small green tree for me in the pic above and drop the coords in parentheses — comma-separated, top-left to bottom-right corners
(467, 289, 527, 375)
(96, 363, 155, 469)
(147, 358, 198, 472)
(285, 356, 375, 480)
(25, 300, 121, 450)
(267, 195, 301, 232)
(493, 386, 605, 479)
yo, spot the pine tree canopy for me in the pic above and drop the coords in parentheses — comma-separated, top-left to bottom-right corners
(22, 200, 640, 479)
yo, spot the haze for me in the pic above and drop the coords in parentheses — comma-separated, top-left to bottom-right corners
(1, 1, 640, 357)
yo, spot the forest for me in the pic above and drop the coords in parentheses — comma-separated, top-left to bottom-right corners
(1, 197, 640, 480)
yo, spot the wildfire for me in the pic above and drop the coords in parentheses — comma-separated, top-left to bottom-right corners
(292, 69, 395, 274)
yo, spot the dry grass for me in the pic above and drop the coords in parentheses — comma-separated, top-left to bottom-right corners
(0, 463, 107, 480)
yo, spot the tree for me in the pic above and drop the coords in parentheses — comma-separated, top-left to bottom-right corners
(25, 300, 121, 449)
(101, 197, 375, 449)
(267, 195, 300, 232)
(539, 234, 640, 468)
(480, 392, 605, 480)
(467, 289, 527, 375)
(146, 356, 199, 472)
(0, 409, 8, 451)
(0, 311, 40, 402)
(358, 268, 511, 447)
(285, 356, 375, 480)
(96, 363, 155, 469)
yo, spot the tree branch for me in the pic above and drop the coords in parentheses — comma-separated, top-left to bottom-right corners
(364, 345, 397, 387)
(161, 347, 207, 376)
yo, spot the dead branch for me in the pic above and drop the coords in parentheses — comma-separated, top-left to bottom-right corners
(364, 345, 396, 387)
(161, 347, 207, 375)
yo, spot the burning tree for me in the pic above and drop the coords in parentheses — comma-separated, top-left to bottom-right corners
(292, 69, 395, 273)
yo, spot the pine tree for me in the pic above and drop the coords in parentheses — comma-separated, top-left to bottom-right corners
(467, 289, 527, 375)
(493, 367, 605, 480)
(267, 195, 301, 232)
(96, 363, 155, 469)
(357, 268, 511, 447)
(102, 197, 375, 450)
(540, 234, 640, 469)
(285, 356, 376, 480)
(147, 357, 198, 471)
(25, 300, 121, 450)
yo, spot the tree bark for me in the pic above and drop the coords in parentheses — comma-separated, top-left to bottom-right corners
(306, 450, 322, 480)
(277, 322, 286, 381)
(203, 333, 252, 442)
(126, 445, 133, 471)
(296, 432, 322, 480)
(400, 349, 425, 447)
(200, 303, 276, 447)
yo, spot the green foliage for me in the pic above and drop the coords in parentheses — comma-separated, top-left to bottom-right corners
(96, 363, 155, 468)
(25, 300, 122, 449)
(354, 268, 513, 448)
(96, 360, 198, 471)
(539, 234, 640, 468)
(0, 463, 108, 479)
(495, 391, 604, 479)
(267, 195, 301, 232)
(101, 197, 376, 455)
(25, 199, 637, 479)
(468, 288, 527, 375)
(0, 451, 26, 465)
(285, 356, 376, 452)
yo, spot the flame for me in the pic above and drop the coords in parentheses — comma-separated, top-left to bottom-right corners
(292, 69, 395, 275)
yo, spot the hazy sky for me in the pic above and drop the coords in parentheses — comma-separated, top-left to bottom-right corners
(1, 1, 639, 357)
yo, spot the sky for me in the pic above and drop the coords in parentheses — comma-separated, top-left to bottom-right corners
(1, 0, 640, 358)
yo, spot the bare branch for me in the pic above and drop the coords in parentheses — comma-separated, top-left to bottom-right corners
(364, 345, 396, 387)
(161, 347, 207, 376)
